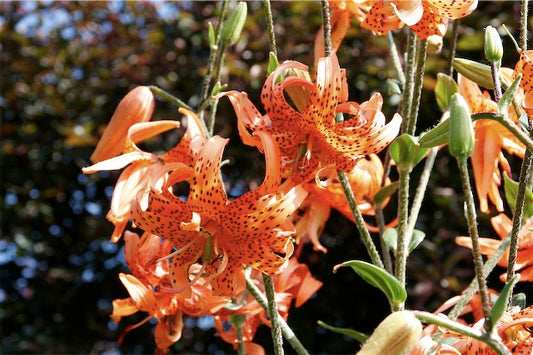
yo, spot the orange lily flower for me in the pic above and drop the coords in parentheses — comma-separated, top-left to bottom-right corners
(360, 0, 478, 39)
(294, 154, 397, 252)
(514, 50, 533, 118)
(458, 74, 525, 213)
(214, 258, 322, 353)
(83, 108, 207, 242)
(112, 231, 230, 353)
(132, 133, 308, 296)
(456, 213, 533, 282)
(90, 86, 155, 163)
(222, 53, 401, 184)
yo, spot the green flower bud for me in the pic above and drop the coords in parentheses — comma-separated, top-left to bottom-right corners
(357, 311, 422, 355)
(484, 26, 503, 64)
(452, 58, 494, 90)
(220, 2, 247, 46)
(448, 93, 475, 161)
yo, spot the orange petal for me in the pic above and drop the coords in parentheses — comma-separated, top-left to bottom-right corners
(154, 312, 184, 351)
(427, 0, 478, 19)
(91, 86, 154, 163)
(119, 273, 157, 313)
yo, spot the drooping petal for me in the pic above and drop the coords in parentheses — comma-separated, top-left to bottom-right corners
(119, 273, 158, 313)
(391, 0, 423, 26)
(426, 0, 478, 19)
(188, 136, 229, 218)
(91, 86, 155, 163)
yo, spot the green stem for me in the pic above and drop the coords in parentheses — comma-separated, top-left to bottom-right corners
(263, 0, 277, 57)
(148, 86, 193, 111)
(472, 113, 533, 151)
(457, 158, 492, 331)
(506, 136, 533, 293)
(448, 233, 512, 321)
(338, 171, 384, 269)
(400, 30, 418, 133)
(230, 314, 246, 355)
(394, 167, 410, 305)
(490, 62, 502, 103)
(207, 97, 220, 137)
(448, 19, 460, 76)
(414, 311, 512, 355)
(198, 0, 228, 120)
(405, 147, 438, 239)
(321, 0, 332, 57)
(375, 206, 393, 274)
(262, 273, 284, 355)
(520, 0, 529, 51)
(246, 276, 309, 355)
(406, 38, 428, 135)
(386, 32, 406, 86)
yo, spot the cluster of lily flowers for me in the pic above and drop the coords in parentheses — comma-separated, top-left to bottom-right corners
(82, 1, 533, 354)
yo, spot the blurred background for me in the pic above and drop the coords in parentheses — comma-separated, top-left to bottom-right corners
(1, 1, 529, 353)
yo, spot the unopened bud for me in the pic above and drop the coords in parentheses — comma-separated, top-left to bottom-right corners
(452, 58, 494, 90)
(90, 86, 154, 163)
(484, 26, 503, 64)
(357, 311, 422, 355)
(220, 2, 247, 46)
(448, 93, 475, 161)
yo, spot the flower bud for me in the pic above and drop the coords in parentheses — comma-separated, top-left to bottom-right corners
(220, 2, 247, 46)
(452, 58, 494, 90)
(484, 26, 503, 64)
(90, 86, 154, 163)
(357, 311, 422, 355)
(448, 93, 475, 161)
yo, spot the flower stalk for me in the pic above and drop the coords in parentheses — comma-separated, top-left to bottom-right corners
(263, 273, 284, 355)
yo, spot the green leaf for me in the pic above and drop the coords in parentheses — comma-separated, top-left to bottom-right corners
(317, 320, 368, 343)
(409, 229, 426, 253)
(498, 73, 522, 114)
(390, 134, 429, 170)
(208, 22, 215, 48)
(435, 73, 458, 111)
(334, 260, 407, 306)
(373, 181, 399, 208)
(511, 293, 526, 309)
(519, 113, 530, 131)
(419, 118, 450, 148)
(382, 228, 425, 254)
(489, 275, 519, 332)
(386, 78, 402, 95)
(503, 174, 533, 219)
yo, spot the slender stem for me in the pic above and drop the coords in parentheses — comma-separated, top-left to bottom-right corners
(386, 32, 406, 86)
(520, 0, 529, 51)
(406, 39, 427, 135)
(263, 0, 277, 57)
(405, 147, 438, 239)
(448, 233, 512, 321)
(263, 273, 284, 355)
(472, 113, 533, 151)
(448, 19, 460, 76)
(148, 86, 193, 111)
(321, 0, 332, 57)
(246, 276, 309, 355)
(490, 62, 502, 103)
(207, 97, 219, 137)
(506, 137, 533, 292)
(199, 0, 228, 119)
(338, 171, 384, 269)
(230, 314, 246, 355)
(375, 206, 393, 274)
(414, 311, 512, 355)
(394, 167, 410, 306)
(400, 30, 418, 133)
(457, 158, 492, 331)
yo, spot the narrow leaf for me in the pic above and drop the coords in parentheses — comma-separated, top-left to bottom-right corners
(390, 134, 428, 170)
(383, 228, 398, 252)
(489, 275, 519, 332)
(503, 174, 533, 218)
(435, 73, 458, 111)
(408, 229, 426, 253)
(317, 320, 368, 343)
(373, 181, 399, 208)
(498, 73, 522, 114)
(334, 260, 407, 305)
(267, 51, 280, 76)
(208, 22, 215, 48)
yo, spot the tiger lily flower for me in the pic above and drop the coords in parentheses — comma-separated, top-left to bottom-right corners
(514, 50, 533, 118)
(83, 108, 207, 242)
(456, 213, 533, 282)
(222, 53, 401, 184)
(90, 86, 155, 163)
(458, 74, 525, 213)
(132, 133, 307, 296)
(360, 0, 478, 39)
